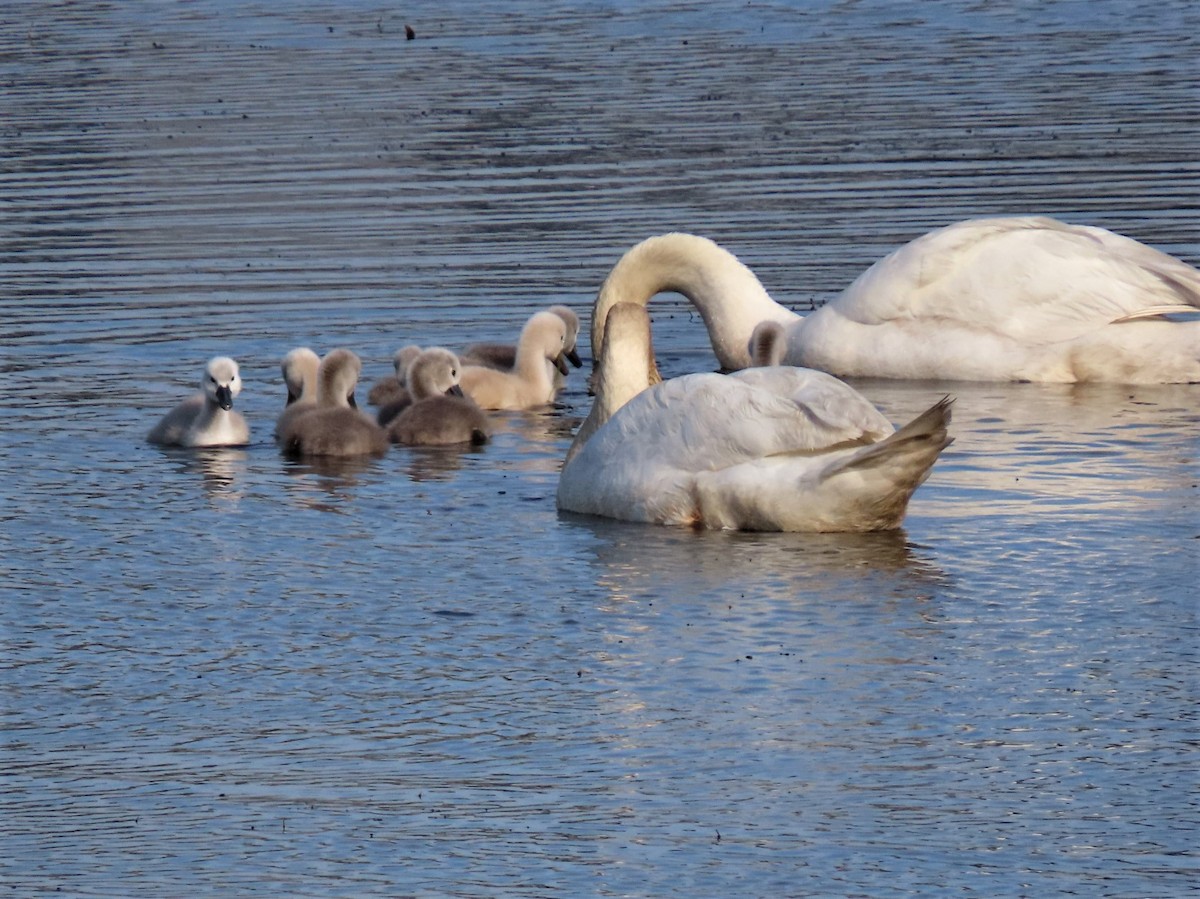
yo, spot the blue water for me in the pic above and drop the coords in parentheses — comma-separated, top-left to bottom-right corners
(2, 2, 1198, 896)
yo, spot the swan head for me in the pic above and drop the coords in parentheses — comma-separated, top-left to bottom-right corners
(522, 310, 569, 373)
(548, 304, 584, 368)
(317, 348, 363, 408)
(281, 347, 320, 405)
(748, 320, 788, 367)
(407, 347, 466, 400)
(393, 344, 423, 378)
(203, 356, 242, 411)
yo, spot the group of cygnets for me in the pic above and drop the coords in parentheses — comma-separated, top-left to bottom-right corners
(147, 217, 1200, 533)
(147, 304, 583, 456)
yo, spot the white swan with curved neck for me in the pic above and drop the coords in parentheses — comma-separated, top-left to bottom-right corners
(591, 218, 1200, 383)
(558, 303, 953, 532)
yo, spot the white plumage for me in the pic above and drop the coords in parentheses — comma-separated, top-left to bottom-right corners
(558, 304, 952, 532)
(591, 218, 1200, 383)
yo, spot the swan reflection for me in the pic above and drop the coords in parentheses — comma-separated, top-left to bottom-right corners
(158, 445, 248, 502)
(561, 512, 950, 607)
(397, 444, 486, 481)
(280, 453, 383, 511)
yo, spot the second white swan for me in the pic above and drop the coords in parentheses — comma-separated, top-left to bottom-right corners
(590, 218, 1200, 383)
(558, 304, 953, 532)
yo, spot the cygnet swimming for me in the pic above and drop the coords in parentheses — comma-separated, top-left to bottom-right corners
(147, 356, 249, 447)
(273, 346, 321, 438)
(388, 347, 490, 446)
(461, 305, 583, 388)
(459, 310, 568, 410)
(278, 348, 388, 457)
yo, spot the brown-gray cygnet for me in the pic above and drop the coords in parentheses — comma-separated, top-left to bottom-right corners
(388, 347, 490, 446)
(278, 348, 387, 457)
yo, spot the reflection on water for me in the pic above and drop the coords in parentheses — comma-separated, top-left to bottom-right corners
(3, 0, 1198, 896)
(395, 443, 486, 481)
(156, 445, 249, 502)
(850, 380, 1200, 521)
(563, 513, 951, 606)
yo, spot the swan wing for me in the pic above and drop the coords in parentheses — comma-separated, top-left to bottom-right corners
(589, 372, 887, 474)
(729, 367, 895, 441)
(835, 217, 1200, 344)
(558, 371, 890, 525)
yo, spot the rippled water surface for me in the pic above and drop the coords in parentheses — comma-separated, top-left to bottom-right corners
(3, 2, 1198, 896)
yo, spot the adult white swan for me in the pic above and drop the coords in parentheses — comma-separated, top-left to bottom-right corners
(557, 303, 953, 532)
(590, 217, 1200, 383)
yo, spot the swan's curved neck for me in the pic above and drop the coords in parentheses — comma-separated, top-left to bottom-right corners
(591, 233, 799, 370)
(566, 303, 655, 465)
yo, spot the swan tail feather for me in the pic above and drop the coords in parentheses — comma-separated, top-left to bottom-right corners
(813, 396, 953, 529)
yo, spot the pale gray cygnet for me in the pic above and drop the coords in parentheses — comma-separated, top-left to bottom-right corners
(147, 356, 249, 447)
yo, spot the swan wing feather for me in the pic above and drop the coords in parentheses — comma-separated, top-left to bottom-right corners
(835, 217, 1200, 344)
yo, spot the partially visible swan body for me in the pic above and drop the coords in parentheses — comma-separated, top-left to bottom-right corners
(367, 344, 422, 421)
(274, 347, 321, 438)
(278, 348, 388, 457)
(460, 311, 569, 410)
(462, 305, 584, 387)
(591, 218, 1200, 383)
(558, 304, 953, 532)
(388, 348, 490, 446)
(148, 356, 249, 447)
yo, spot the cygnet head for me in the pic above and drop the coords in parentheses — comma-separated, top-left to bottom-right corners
(407, 347, 466, 400)
(748, 320, 787, 367)
(317, 348, 363, 408)
(548, 305, 583, 368)
(393, 344, 423, 378)
(520, 310, 569, 373)
(281, 347, 320, 404)
(203, 356, 243, 410)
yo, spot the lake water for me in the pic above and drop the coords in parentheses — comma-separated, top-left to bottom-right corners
(2, 1, 1198, 896)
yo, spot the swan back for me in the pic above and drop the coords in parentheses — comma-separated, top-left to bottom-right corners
(796, 217, 1200, 382)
